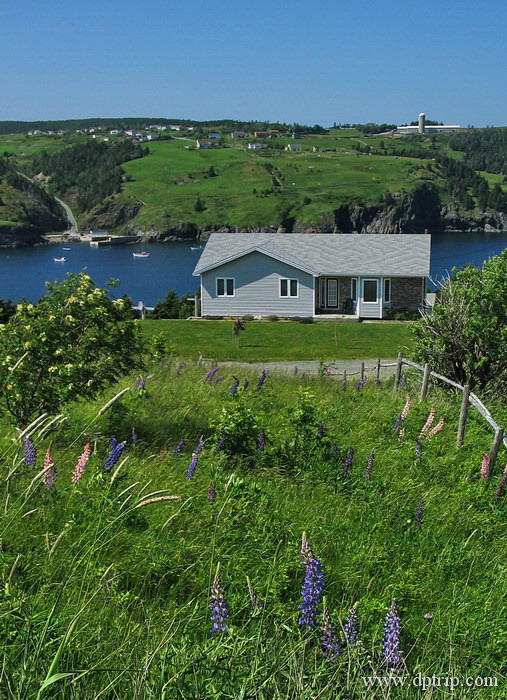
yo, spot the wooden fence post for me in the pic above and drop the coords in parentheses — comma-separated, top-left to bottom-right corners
(394, 353, 403, 390)
(487, 428, 504, 479)
(420, 363, 431, 402)
(376, 359, 381, 383)
(456, 384, 470, 448)
(360, 362, 365, 382)
(343, 369, 347, 386)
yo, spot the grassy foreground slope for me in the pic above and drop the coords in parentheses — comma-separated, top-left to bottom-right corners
(1, 359, 506, 698)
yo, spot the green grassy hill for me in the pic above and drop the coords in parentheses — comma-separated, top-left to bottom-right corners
(1, 123, 506, 236)
(2, 358, 506, 697)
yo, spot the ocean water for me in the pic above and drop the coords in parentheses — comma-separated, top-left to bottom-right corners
(0, 232, 506, 304)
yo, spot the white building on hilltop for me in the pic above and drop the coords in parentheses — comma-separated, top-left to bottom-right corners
(396, 113, 464, 134)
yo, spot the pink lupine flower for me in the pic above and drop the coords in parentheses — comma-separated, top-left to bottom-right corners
(480, 453, 490, 481)
(401, 394, 411, 420)
(427, 416, 444, 440)
(419, 408, 435, 438)
(71, 443, 91, 484)
(43, 446, 57, 489)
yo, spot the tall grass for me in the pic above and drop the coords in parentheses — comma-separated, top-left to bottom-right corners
(0, 361, 506, 698)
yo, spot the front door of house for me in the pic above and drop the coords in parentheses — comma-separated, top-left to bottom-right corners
(326, 278, 338, 308)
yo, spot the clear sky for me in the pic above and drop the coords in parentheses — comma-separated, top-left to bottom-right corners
(3, 0, 506, 126)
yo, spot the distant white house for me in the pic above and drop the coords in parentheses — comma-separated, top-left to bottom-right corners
(28, 130, 45, 136)
(124, 129, 140, 137)
(248, 142, 263, 150)
(146, 133, 159, 141)
(196, 139, 210, 149)
(231, 131, 249, 138)
(109, 129, 122, 135)
(169, 124, 182, 131)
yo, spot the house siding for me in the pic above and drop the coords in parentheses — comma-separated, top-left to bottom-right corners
(200, 251, 315, 317)
(391, 277, 424, 312)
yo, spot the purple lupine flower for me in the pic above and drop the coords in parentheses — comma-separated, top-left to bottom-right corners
(229, 377, 239, 395)
(102, 441, 126, 472)
(399, 375, 407, 389)
(331, 444, 338, 457)
(203, 367, 219, 383)
(186, 452, 198, 480)
(214, 376, 224, 385)
(170, 439, 186, 455)
(340, 448, 354, 477)
(414, 497, 424, 528)
(382, 600, 403, 667)
(131, 428, 138, 444)
(139, 376, 146, 391)
(393, 414, 402, 430)
(316, 423, 325, 440)
(247, 576, 264, 611)
(109, 437, 118, 451)
(215, 430, 227, 454)
(176, 362, 184, 376)
(257, 429, 266, 451)
(210, 564, 229, 633)
(322, 598, 342, 658)
(256, 369, 269, 391)
(365, 449, 374, 479)
(343, 605, 359, 645)
(415, 440, 423, 458)
(71, 443, 91, 484)
(22, 435, 37, 467)
(355, 378, 367, 391)
(243, 378, 249, 390)
(493, 465, 507, 502)
(298, 535, 324, 630)
(194, 435, 204, 455)
(207, 485, 217, 502)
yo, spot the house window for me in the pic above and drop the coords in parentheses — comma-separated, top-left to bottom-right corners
(216, 278, 234, 296)
(384, 278, 391, 303)
(351, 278, 358, 301)
(280, 278, 298, 297)
(362, 279, 378, 303)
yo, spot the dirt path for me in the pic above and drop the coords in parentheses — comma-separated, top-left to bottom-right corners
(215, 359, 397, 378)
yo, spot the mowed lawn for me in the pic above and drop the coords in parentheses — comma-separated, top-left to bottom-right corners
(142, 319, 414, 361)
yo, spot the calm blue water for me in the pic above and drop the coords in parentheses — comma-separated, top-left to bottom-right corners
(0, 232, 506, 303)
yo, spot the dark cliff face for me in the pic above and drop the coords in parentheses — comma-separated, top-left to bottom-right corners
(81, 198, 144, 231)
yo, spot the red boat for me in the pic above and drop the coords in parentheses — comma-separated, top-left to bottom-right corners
(132, 252, 150, 258)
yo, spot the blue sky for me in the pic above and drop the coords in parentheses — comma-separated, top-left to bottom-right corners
(3, 0, 506, 126)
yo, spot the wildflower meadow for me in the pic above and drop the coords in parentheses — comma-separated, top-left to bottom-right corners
(1, 359, 506, 698)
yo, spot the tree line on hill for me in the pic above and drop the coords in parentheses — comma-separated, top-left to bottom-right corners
(31, 140, 148, 212)
(448, 128, 507, 176)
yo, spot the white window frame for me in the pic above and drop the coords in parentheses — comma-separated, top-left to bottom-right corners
(279, 278, 299, 298)
(362, 278, 379, 303)
(216, 277, 235, 297)
(383, 278, 391, 304)
(351, 278, 358, 302)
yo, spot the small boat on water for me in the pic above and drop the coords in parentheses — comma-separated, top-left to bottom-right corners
(190, 246, 203, 251)
(54, 257, 66, 262)
(133, 251, 150, 258)
(62, 247, 71, 251)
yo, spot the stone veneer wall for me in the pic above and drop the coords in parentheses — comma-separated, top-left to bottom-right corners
(391, 277, 423, 311)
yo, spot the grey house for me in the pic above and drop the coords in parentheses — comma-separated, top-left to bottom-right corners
(192, 233, 431, 319)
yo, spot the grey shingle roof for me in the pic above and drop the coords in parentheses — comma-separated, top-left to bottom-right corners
(193, 233, 431, 277)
